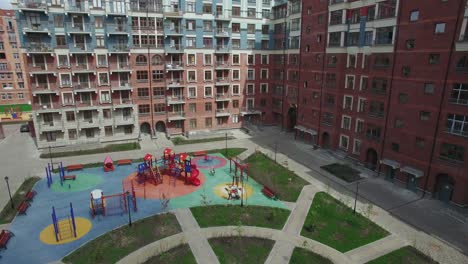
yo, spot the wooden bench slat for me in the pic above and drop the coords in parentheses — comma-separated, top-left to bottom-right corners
(66, 164, 84, 171)
(117, 159, 132, 165)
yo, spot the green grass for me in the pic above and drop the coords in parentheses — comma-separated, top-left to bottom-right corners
(142, 244, 196, 264)
(191, 205, 290, 229)
(209, 237, 274, 264)
(172, 136, 236, 145)
(186, 148, 247, 159)
(366, 246, 439, 264)
(290, 247, 333, 264)
(62, 213, 181, 264)
(39, 142, 140, 158)
(321, 163, 362, 183)
(0, 177, 40, 224)
(301, 192, 389, 253)
(245, 152, 308, 202)
(0, 104, 32, 113)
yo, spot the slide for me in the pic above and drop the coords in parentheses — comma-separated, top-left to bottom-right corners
(187, 168, 201, 186)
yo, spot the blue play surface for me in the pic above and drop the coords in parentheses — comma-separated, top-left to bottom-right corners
(0, 154, 286, 263)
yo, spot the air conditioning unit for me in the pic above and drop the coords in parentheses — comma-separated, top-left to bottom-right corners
(42, 105, 48, 109)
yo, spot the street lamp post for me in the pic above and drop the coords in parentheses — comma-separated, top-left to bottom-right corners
(49, 146, 53, 169)
(126, 191, 132, 226)
(4, 176, 13, 209)
(353, 181, 360, 214)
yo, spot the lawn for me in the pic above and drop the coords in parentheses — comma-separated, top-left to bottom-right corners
(321, 163, 362, 183)
(209, 237, 274, 264)
(172, 136, 236, 145)
(40, 142, 141, 158)
(62, 213, 181, 264)
(301, 192, 389, 252)
(366, 246, 439, 264)
(187, 148, 247, 159)
(191, 205, 290, 229)
(245, 152, 308, 202)
(143, 244, 196, 264)
(0, 177, 40, 224)
(289, 247, 333, 264)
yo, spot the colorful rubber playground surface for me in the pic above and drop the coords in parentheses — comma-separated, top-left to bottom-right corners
(1, 153, 286, 263)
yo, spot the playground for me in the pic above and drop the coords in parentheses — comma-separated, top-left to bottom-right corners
(0, 149, 285, 263)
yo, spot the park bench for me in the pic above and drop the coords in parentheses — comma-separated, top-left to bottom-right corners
(17, 201, 30, 215)
(63, 175, 76, 181)
(24, 190, 37, 201)
(117, 159, 132, 166)
(193, 151, 207, 156)
(262, 186, 277, 200)
(66, 164, 83, 171)
(0, 230, 14, 250)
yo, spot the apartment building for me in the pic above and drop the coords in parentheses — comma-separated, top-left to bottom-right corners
(0, 10, 30, 111)
(297, 0, 468, 207)
(13, 0, 302, 147)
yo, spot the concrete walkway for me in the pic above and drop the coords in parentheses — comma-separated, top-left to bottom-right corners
(174, 208, 219, 264)
(345, 234, 408, 263)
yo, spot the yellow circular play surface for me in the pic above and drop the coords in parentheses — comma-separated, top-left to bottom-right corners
(213, 182, 254, 200)
(40, 217, 92, 245)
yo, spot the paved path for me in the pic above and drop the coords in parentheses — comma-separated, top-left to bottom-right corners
(174, 208, 219, 264)
(345, 235, 407, 263)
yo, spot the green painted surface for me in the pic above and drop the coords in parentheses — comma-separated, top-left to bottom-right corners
(0, 104, 32, 112)
(51, 173, 103, 193)
(169, 153, 287, 210)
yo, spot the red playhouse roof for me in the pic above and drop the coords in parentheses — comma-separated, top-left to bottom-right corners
(144, 153, 153, 161)
(164, 148, 172, 154)
(179, 153, 188, 161)
(104, 155, 113, 164)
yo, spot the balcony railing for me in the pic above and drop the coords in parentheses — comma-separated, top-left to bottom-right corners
(216, 28, 231, 36)
(25, 43, 53, 53)
(66, 22, 93, 33)
(216, 77, 230, 84)
(166, 62, 184, 70)
(368, 111, 384, 118)
(130, 4, 163, 13)
(34, 82, 57, 90)
(18, 1, 47, 10)
(67, 2, 89, 12)
(329, 0, 344, 5)
(109, 61, 132, 71)
(165, 44, 184, 53)
(73, 82, 96, 90)
(167, 96, 185, 104)
(165, 26, 183, 34)
(106, 24, 128, 34)
(72, 63, 96, 72)
(110, 45, 130, 53)
(28, 63, 55, 73)
(24, 22, 49, 33)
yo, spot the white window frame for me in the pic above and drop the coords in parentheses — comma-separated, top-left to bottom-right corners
(345, 74, 355, 89)
(357, 97, 366, 112)
(339, 134, 349, 150)
(204, 70, 213, 81)
(232, 84, 240, 95)
(247, 69, 255, 80)
(232, 69, 240, 80)
(188, 86, 197, 98)
(59, 73, 72, 87)
(232, 114, 239, 123)
(353, 139, 361, 154)
(343, 95, 353, 110)
(360, 76, 368, 91)
(204, 86, 213, 98)
(347, 54, 357, 68)
(246, 84, 255, 95)
(435, 22, 446, 34)
(232, 54, 240, 65)
(99, 90, 111, 103)
(247, 54, 255, 65)
(187, 70, 197, 82)
(204, 54, 212, 65)
(260, 83, 268, 93)
(355, 118, 364, 133)
(62, 92, 74, 105)
(98, 72, 109, 86)
(261, 68, 268, 79)
(261, 54, 269, 64)
(341, 115, 352, 130)
(187, 54, 196, 65)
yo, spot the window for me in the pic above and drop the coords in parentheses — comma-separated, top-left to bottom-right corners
(353, 139, 361, 154)
(360, 76, 368, 91)
(186, 20, 195, 31)
(204, 70, 212, 81)
(232, 54, 240, 65)
(100, 91, 111, 103)
(137, 71, 148, 82)
(261, 55, 268, 64)
(190, 119, 197, 129)
(188, 87, 197, 98)
(424, 83, 435, 94)
(232, 85, 240, 95)
(204, 86, 212, 97)
(357, 98, 366, 112)
(247, 55, 254, 65)
(138, 104, 150, 115)
(153, 87, 165, 98)
(345, 75, 355, 89)
(232, 114, 239, 123)
(247, 69, 255, 80)
(103, 109, 112, 119)
(261, 69, 268, 79)
(104, 126, 113, 137)
(136, 55, 147, 65)
(341, 116, 351, 130)
(416, 137, 425, 149)
(440, 143, 464, 162)
(203, 21, 212, 32)
(98, 73, 109, 85)
(406, 39, 415, 49)
(260, 83, 268, 93)
(233, 100, 239, 108)
(66, 111, 75, 122)
(420, 111, 431, 121)
(205, 117, 212, 128)
(347, 54, 357, 68)
(402, 66, 411, 77)
(343, 96, 353, 110)
(429, 54, 440, 65)
(154, 103, 165, 113)
(450, 83, 468, 104)
(395, 119, 404, 128)
(187, 54, 196, 65)
(446, 113, 468, 137)
(204, 54, 212, 65)
(232, 70, 240, 80)
(205, 102, 212, 111)
(328, 55, 337, 67)
(339, 135, 349, 150)
(189, 103, 196, 113)
(435, 23, 446, 34)
(246, 84, 255, 95)
(203, 4, 212, 14)
(187, 71, 196, 82)
(392, 143, 400, 152)
(247, 8, 256, 18)
(247, 24, 255, 34)
(18, 93, 24, 99)
(232, 23, 240, 33)
(399, 93, 409, 104)
(138, 88, 149, 98)
(410, 10, 419, 22)
(356, 119, 364, 133)
(68, 129, 77, 140)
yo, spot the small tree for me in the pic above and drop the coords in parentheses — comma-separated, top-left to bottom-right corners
(160, 192, 171, 213)
(200, 187, 211, 206)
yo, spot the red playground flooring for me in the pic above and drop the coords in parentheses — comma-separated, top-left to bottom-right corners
(123, 171, 206, 199)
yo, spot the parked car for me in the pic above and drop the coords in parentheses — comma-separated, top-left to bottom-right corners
(20, 124, 29, 133)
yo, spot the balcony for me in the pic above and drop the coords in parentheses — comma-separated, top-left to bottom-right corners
(25, 43, 53, 53)
(166, 79, 184, 89)
(130, 4, 163, 13)
(76, 99, 98, 109)
(111, 82, 132, 92)
(448, 97, 468, 106)
(106, 24, 128, 35)
(366, 134, 381, 141)
(165, 44, 184, 53)
(168, 111, 186, 121)
(215, 109, 231, 117)
(165, 26, 183, 35)
(109, 44, 130, 53)
(215, 94, 231, 102)
(215, 62, 231, 69)
(32, 82, 59, 96)
(329, 0, 344, 5)
(72, 63, 95, 74)
(215, 77, 230, 86)
(165, 62, 184, 71)
(66, 23, 93, 34)
(215, 28, 231, 37)
(215, 11, 232, 21)
(18, 1, 47, 12)
(109, 61, 132, 72)
(23, 22, 50, 34)
(73, 82, 97, 94)
(69, 44, 93, 53)
(240, 107, 262, 116)
(113, 98, 134, 109)
(215, 45, 231, 53)
(66, 1, 89, 13)
(28, 63, 56, 75)
(164, 7, 184, 17)
(368, 111, 384, 118)
(167, 96, 185, 105)
(38, 120, 64, 132)
(78, 118, 99, 129)
(107, 2, 127, 15)
(115, 115, 135, 126)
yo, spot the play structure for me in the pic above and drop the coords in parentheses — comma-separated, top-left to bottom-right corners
(51, 203, 77, 242)
(46, 162, 77, 188)
(137, 153, 163, 185)
(103, 156, 114, 172)
(162, 148, 200, 186)
(229, 157, 249, 186)
(89, 182, 137, 218)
